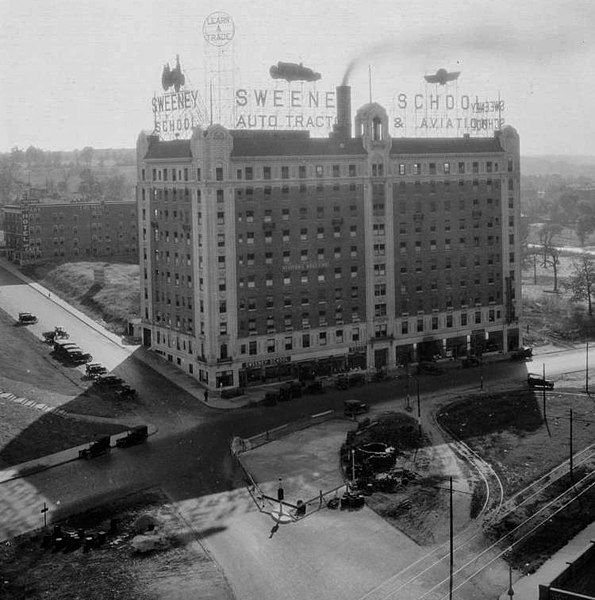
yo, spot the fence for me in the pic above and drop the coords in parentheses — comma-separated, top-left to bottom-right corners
(230, 409, 352, 521)
(239, 409, 336, 451)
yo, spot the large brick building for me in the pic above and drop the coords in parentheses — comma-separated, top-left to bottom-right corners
(136, 86, 521, 390)
(2, 197, 138, 264)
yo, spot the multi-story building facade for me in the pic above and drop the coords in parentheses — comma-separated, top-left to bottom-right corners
(2, 198, 138, 264)
(137, 87, 521, 390)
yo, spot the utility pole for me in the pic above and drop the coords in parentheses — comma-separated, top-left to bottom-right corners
(449, 476, 454, 600)
(586, 341, 589, 394)
(542, 363, 547, 420)
(570, 409, 574, 483)
(416, 378, 421, 433)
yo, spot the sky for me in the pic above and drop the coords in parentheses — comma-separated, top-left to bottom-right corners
(0, 0, 594, 155)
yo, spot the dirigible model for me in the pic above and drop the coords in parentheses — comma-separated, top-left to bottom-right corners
(424, 68, 461, 86)
(269, 62, 322, 83)
(162, 55, 186, 93)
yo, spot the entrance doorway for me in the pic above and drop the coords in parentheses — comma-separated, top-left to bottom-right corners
(374, 348, 388, 369)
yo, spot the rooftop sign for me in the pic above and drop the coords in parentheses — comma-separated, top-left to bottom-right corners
(390, 71, 505, 136)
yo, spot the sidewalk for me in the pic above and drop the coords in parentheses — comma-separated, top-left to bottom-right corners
(0, 424, 158, 485)
(0, 257, 256, 410)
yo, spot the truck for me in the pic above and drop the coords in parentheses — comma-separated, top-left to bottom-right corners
(344, 399, 370, 417)
(79, 436, 111, 460)
(527, 373, 554, 389)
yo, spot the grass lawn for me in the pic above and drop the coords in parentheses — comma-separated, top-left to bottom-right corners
(0, 397, 128, 469)
(437, 390, 594, 494)
(21, 261, 140, 334)
(0, 490, 234, 600)
(437, 390, 595, 573)
(522, 255, 595, 345)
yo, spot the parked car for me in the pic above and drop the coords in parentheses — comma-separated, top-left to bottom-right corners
(53, 326, 69, 339)
(348, 373, 367, 387)
(42, 331, 56, 343)
(305, 380, 326, 394)
(336, 376, 350, 390)
(279, 383, 293, 401)
(115, 425, 148, 448)
(510, 347, 533, 361)
(344, 399, 370, 417)
(79, 436, 111, 460)
(527, 373, 554, 389)
(86, 363, 108, 376)
(114, 385, 138, 400)
(53, 340, 80, 354)
(65, 350, 93, 364)
(95, 375, 125, 387)
(460, 355, 482, 368)
(263, 391, 279, 406)
(416, 361, 444, 375)
(18, 312, 38, 325)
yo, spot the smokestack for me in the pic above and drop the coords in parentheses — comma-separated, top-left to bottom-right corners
(333, 85, 352, 139)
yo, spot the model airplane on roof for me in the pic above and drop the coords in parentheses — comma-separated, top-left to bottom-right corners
(424, 68, 461, 86)
(162, 55, 186, 93)
(269, 62, 321, 83)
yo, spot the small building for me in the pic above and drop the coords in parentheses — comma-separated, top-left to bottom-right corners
(539, 542, 595, 600)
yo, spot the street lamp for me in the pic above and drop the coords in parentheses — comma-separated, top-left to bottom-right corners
(507, 564, 515, 599)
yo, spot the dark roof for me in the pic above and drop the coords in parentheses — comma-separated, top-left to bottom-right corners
(144, 139, 192, 160)
(142, 132, 503, 160)
(230, 131, 365, 157)
(389, 137, 503, 155)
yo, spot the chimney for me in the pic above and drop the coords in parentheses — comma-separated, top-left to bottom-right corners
(333, 85, 352, 139)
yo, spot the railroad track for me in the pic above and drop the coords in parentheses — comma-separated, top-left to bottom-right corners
(357, 439, 595, 600)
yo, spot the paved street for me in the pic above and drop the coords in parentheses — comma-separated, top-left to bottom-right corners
(0, 260, 592, 599)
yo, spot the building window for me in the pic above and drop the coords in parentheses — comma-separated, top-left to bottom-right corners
(216, 167, 223, 181)
(245, 166, 253, 180)
(299, 165, 306, 178)
(281, 166, 289, 179)
(263, 166, 271, 179)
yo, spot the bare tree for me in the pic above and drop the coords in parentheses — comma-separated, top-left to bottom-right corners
(538, 223, 563, 292)
(564, 254, 595, 316)
(575, 213, 595, 247)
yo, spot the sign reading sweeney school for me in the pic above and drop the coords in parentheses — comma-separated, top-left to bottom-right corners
(152, 56, 206, 136)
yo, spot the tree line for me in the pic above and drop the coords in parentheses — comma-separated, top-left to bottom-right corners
(0, 145, 136, 204)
